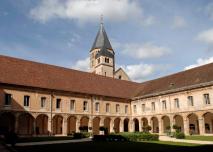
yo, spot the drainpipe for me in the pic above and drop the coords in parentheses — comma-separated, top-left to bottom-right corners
(50, 92, 54, 136)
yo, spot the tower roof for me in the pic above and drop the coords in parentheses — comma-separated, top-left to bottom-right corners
(90, 22, 113, 52)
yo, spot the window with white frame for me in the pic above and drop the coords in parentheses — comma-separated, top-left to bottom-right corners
(133, 105, 137, 113)
(116, 104, 120, 113)
(162, 100, 167, 110)
(204, 94, 210, 105)
(142, 104, 145, 112)
(24, 95, 30, 107)
(5, 93, 12, 105)
(70, 100, 75, 111)
(125, 105, 128, 114)
(174, 98, 179, 108)
(106, 103, 110, 113)
(188, 96, 194, 106)
(95, 102, 100, 112)
(83, 101, 88, 111)
(41, 97, 46, 108)
(151, 102, 155, 111)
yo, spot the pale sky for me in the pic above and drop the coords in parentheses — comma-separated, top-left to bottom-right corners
(0, 0, 213, 82)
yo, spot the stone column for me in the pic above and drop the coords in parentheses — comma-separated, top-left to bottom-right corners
(183, 118, 189, 135)
(33, 120, 36, 136)
(48, 117, 52, 136)
(150, 119, 153, 133)
(129, 119, 134, 132)
(76, 118, 80, 133)
(63, 118, 67, 136)
(88, 117, 93, 134)
(138, 118, 142, 132)
(100, 118, 105, 135)
(198, 117, 205, 135)
(119, 119, 124, 133)
(14, 113, 19, 134)
(170, 116, 175, 132)
(110, 118, 114, 133)
(158, 118, 163, 135)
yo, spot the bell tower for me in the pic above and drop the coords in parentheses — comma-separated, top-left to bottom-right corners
(90, 16, 115, 77)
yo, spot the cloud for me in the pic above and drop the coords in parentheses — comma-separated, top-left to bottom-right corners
(141, 16, 156, 27)
(197, 28, 213, 45)
(122, 42, 170, 59)
(122, 63, 155, 82)
(205, 2, 213, 20)
(184, 57, 213, 70)
(71, 57, 90, 71)
(30, 0, 143, 24)
(172, 16, 187, 29)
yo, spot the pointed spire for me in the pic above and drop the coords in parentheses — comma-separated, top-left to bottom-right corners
(90, 15, 113, 52)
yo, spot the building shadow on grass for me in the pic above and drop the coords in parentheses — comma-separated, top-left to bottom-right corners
(14, 141, 213, 152)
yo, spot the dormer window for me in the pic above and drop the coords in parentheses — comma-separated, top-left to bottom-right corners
(118, 75, 122, 79)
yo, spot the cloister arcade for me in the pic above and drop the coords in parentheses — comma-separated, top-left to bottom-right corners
(0, 111, 213, 136)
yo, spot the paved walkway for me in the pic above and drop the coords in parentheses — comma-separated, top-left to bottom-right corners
(13, 138, 92, 147)
(159, 136, 213, 145)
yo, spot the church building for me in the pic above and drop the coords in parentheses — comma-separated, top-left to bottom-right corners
(0, 21, 213, 137)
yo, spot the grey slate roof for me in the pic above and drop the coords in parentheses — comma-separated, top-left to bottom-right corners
(90, 23, 113, 51)
(95, 47, 114, 59)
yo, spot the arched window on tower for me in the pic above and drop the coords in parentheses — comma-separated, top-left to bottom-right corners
(105, 57, 109, 63)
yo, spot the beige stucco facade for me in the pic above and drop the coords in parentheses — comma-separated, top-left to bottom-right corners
(0, 82, 213, 136)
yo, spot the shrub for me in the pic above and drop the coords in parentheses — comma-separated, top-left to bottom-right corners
(120, 132, 159, 141)
(175, 132, 185, 139)
(79, 126, 88, 132)
(142, 125, 152, 133)
(73, 132, 91, 139)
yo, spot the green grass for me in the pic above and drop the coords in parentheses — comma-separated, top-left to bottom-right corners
(186, 135, 213, 141)
(14, 141, 213, 152)
(17, 136, 74, 143)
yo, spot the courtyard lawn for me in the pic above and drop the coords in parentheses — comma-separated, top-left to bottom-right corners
(14, 141, 213, 152)
(186, 135, 213, 141)
(16, 136, 74, 143)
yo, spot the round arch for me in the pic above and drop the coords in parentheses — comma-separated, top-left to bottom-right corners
(18, 113, 35, 135)
(188, 113, 199, 135)
(114, 118, 120, 133)
(203, 112, 213, 134)
(36, 114, 48, 135)
(162, 115, 170, 133)
(151, 117, 159, 133)
(67, 116, 77, 134)
(0, 112, 15, 134)
(53, 115, 63, 135)
(133, 118, 139, 132)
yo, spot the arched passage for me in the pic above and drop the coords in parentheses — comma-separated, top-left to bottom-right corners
(80, 116, 89, 132)
(162, 115, 170, 133)
(0, 112, 15, 134)
(114, 118, 120, 133)
(203, 112, 213, 134)
(151, 117, 159, 133)
(188, 113, 199, 134)
(104, 117, 110, 134)
(93, 117, 100, 135)
(174, 115, 184, 133)
(133, 118, 139, 132)
(67, 116, 76, 134)
(36, 114, 48, 135)
(124, 118, 129, 132)
(141, 117, 148, 132)
(18, 113, 35, 135)
(53, 115, 63, 135)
